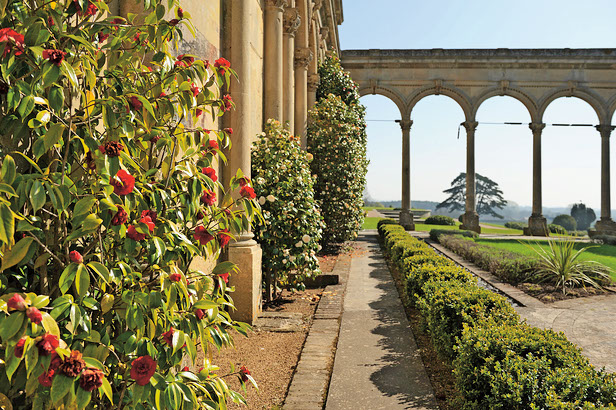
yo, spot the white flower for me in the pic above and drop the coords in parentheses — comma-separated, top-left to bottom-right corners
(302, 234, 311, 243)
(283, 249, 290, 256)
(306, 153, 313, 161)
(295, 241, 303, 248)
(258, 196, 266, 205)
(289, 256, 296, 262)
(317, 245, 322, 251)
(267, 195, 275, 202)
(282, 259, 287, 264)
(256, 177, 265, 184)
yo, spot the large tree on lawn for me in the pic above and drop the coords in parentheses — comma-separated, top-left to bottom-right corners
(436, 173, 507, 219)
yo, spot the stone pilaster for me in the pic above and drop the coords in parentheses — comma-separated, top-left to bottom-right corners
(294, 47, 313, 146)
(264, 0, 287, 122)
(525, 122, 549, 236)
(307, 73, 319, 109)
(461, 121, 481, 233)
(283, 7, 300, 133)
(594, 124, 616, 235)
(399, 120, 415, 230)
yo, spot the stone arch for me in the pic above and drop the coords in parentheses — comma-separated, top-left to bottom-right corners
(408, 85, 473, 121)
(472, 87, 539, 123)
(606, 94, 616, 124)
(538, 88, 608, 124)
(358, 85, 409, 119)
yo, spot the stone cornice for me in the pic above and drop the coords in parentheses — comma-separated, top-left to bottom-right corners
(265, 0, 287, 12)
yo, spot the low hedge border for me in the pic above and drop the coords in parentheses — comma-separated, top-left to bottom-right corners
(429, 228, 478, 242)
(378, 226, 616, 409)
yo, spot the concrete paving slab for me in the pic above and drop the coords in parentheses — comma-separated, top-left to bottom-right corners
(325, 232, 437, 410)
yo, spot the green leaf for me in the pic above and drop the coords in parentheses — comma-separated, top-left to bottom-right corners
(74, 264, 89, 298)
(25, 340, 38, 378)
(17, 95, 35, 118)
(0, 312, 24, 342)
(0, 203, 15, 246)
(212, 262, 236, 275)
(42, 123, 65, 154)
(43, 65, 61, 88)
(0, 183, 17, 197)
(87, 262, 110, 284)
(25, 22, 49, 46)
(48, 86, 64, 111)
(61, 60, 78, 88)
(40, 312, 60, 337)
(0, 155, 16, 184)
(29, 181, 46, 212)
(12, 152, 43, 174)
(73, 196, 96, 219)
(1, 237, 34, 272)
(50, 374, 73, 406)
(76, 386, 91, 409)
(100, 377, 113, 405)
(59, 264, 78, 294)
(83, 357, 104, 370)
(192, 299, 219, 310)
(81, 214, 103, 232)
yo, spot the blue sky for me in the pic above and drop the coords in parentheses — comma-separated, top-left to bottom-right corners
(338, 0, 616, 209)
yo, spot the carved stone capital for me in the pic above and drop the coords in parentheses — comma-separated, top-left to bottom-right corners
(312, 0, 323, 16)
(398, 120, 413, 132)
(307, 73, 320, 91)
(265, 0, 287, 12)
(462, 121, 479, 133)
(283, 7, 301, 37)
(596, 124, 616, 137)
(529, 122, 546, 135)
(294, 47, 313, 69)
(320, 26, 330, 41)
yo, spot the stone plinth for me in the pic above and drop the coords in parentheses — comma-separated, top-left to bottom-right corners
(461, 211, 481, 233)
(524, 214, 549, 236)
(228, 238, 262, 324)
(399, 209, 415, 231)
(593, 218, 616, 236)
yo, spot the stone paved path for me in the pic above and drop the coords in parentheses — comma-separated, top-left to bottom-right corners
(325, 231, 438, 410)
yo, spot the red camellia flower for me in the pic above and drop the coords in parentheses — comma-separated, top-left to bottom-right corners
(214, 57, 230, 75)
(47, 16, 55, 26)
(223, 127, 233, 135)
(169, 273, 182, 282)
(174, 54, 195, 68)
(59, 350, 86, 377)
(218, 272, 229, 284)
(237, 177, 250, 187)
(126, 225, 145, 241)
(240, 366, 250, 382)
(79, 368, 104, 392)
(218, 229, 232, 247)
(200, 190, 216, 206)
(162, 328, 175, 347)
(222, 94, 233, 111)
(37, 334, 59, 356)
(38, 369, 55, 387)
(98, 32, 110, 42)
(202, 167, 217, 182)
(240, 185, 256, 199)
(191, 83, 200, 97)
(141, 215, 155, 232)
(194, 309, 205, 320)
(42, 49, 67, 66)
(74, 0, 98, 17)
(130, 355, 157, 386)
(7, 293, 26, 311)
(0, 28, 25, 58)
(26, 307, 43, 325)
(178, 7, 184, 18)
(15, 338, 26, 358)
(111, 169, 135, 196)
(100, 141, 124, 157)
(195, 108, 203, 118)
(194, 226, 214, 246)
(69, 250, 83, 264)
(128, 96, 143, 111)
(208, 139, 219, 150)
(168, 18, 179, 26)
(182, 366, 189, 372)
(141, 210, 158, 224)
(111, 206, 128, 226)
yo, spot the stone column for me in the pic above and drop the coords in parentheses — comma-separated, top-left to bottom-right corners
(283, 7, 300, 133)
(222, 1, 263, 324)
(307, 73, 319, 110)
(461, 121, 481, 233)
(526, 123, 549, 236)
(264, 0, 287, 122)
(595, 124, 616, 234)
(399, 120, 415, 230)
(294, 48, 312, 146)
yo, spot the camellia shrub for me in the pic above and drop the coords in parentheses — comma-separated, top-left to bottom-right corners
(251, 119, 324, 300)
(316, 53, 361, 107)
(307, 94, 368, 245)
(0, 1, 259, 408)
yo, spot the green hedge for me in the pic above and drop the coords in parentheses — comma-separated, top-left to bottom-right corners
(438, 235, 536, 284)
(429, 228, 478, 242)
(505, 221, 527, 230)
(377, 226, 616, 409)
(425, 215, 456, 226)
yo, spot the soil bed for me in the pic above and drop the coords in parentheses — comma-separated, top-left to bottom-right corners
(517, 282, 613, 303)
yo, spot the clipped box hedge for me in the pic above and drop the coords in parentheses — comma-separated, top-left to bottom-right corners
(377, 226, 616, 409)
(429, 228, 478, 242)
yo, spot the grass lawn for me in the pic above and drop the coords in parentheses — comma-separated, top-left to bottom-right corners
(413, 222, 524, 236)
(476, 238, 616, 281)
(362, 217, 381, 229)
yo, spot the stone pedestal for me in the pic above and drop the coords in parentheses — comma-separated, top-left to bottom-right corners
(228, 235, 262, 324)
(593, 218, 616, 236)
(399, 209, 415, 231)
(460, 211, 481, 233)
(524, 214, 549, 236)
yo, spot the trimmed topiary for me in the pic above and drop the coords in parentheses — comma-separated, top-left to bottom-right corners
(552, 214, 577, 231)
(425, 215, 456, 226)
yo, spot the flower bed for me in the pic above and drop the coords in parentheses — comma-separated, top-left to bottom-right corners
(378, 224, 616, 408)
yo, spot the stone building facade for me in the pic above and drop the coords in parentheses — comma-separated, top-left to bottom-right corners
(114, 0, 344, 323)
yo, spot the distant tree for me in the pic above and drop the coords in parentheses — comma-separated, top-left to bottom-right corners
(570, 203, 596, 230)
(436, 173, 507, 219)
(552, 214, 577, 231)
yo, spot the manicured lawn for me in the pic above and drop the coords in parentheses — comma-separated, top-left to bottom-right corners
(476, 238, 616, 281)
(362, 217, 381, 229)
(363, 206, 394, 212)
(413, 222, 524, 236)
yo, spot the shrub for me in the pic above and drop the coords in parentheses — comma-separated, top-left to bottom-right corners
(549, 223, 568, 235)
(390, 238, 432, 268)
(0, 2, 259, 408)
(505, 221, 528, 230)
(377, 218, 398, 235)
(307, 94, 368, 244)
(439, 236, 536, 283)
(418, 280, 519, 360)
(592, 235, 616, 246)
(316, 53, 361, 107)
(400, 253, 454, 274)
(252, 119, 324, 298)
(429, 228, 479, 242)
(553, 214, 577, 231)
(425, 215, 456, 226)
(454, 322, 616, 409)
(406, 264, 476, 304)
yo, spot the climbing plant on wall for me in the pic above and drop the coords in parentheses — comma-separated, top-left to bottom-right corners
(0, 0, 258, 408)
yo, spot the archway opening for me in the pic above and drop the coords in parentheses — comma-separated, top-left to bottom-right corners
(360, 94, 402, 207)
(410, 95, 466, 217)
(543, 97, 601, 224)
(475, 96, 532, 223)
